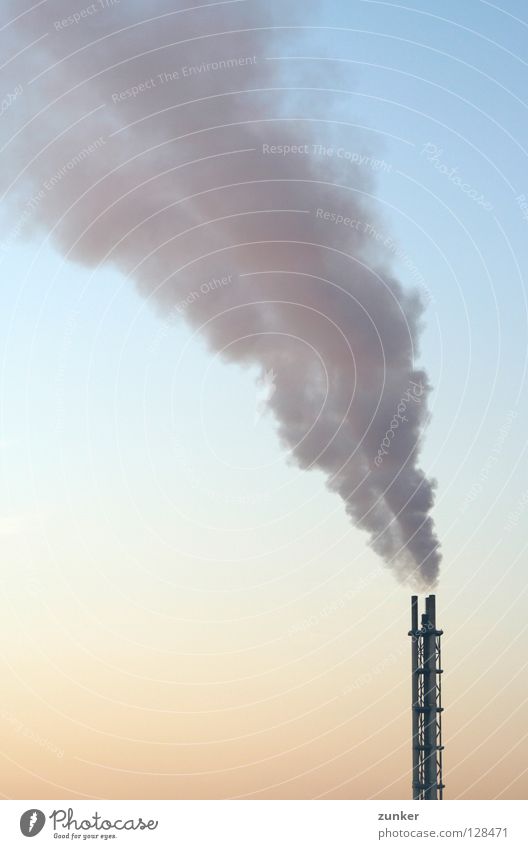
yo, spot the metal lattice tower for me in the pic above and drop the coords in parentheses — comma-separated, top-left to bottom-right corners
(409, 594, 444, 800)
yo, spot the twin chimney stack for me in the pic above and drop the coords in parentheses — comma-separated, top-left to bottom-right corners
(409, 595, 444, 799)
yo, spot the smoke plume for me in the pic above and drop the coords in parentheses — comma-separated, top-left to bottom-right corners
(0, 0, 440, 586)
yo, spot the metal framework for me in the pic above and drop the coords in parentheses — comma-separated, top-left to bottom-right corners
(409, 594, 444, 800)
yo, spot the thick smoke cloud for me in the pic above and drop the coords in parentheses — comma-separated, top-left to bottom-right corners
(0, 0, 440, 585)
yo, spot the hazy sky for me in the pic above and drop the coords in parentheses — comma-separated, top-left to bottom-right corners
(0, 0, 527, 800)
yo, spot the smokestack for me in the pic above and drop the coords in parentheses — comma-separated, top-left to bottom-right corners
(409, 595, 444, 799)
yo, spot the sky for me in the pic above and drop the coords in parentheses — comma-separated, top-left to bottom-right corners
(0, 0, 527, 800)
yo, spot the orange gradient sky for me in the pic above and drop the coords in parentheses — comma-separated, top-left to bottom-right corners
(1, 0, 528, 800)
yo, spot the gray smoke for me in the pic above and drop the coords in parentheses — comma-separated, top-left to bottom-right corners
(0, 0, 440, 586)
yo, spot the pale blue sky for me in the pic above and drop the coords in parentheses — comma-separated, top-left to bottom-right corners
(0, 0, 527, 799)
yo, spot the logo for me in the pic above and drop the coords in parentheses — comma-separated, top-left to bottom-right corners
(20, 809, 46, 837)
(20, 806, 158, 837)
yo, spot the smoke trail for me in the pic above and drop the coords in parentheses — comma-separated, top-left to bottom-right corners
(0, 0, 440, 585)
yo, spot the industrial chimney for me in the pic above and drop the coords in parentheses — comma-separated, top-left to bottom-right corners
(409, 595, 444, 799)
